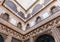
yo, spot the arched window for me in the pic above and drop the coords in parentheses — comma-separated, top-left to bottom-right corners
(51, 6, 56, 14)
(35, 34, 55, 42)
(17, 22, 22, 29)
(35, 16, 41, 24)
(0, 35, 4, 42)
(1, 13, 9, 21)
(26, 23, 30, 29)
(51, 6, 60, 14)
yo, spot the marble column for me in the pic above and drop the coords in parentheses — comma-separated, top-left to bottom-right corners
(5, 35, 12, 42)
(22, 40, 24, 42)
(30, 37, 34, 42)
(51, 27, 60, 42)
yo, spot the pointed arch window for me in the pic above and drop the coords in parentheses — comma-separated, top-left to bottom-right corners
(51, 6, 60, 14)
(1, 13, 9, 21)
(35, 16, 41, 24)
(26, 23, 30, 29)
(17, 22, 22, 29)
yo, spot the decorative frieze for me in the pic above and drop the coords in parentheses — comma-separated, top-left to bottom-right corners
(0, 23, 23, 40)
(0, 16, 60, 40)
(23, 16, 60, 40)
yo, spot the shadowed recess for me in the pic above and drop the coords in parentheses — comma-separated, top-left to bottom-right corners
(35, 34, 55, 42)
(0, 35, 4, 42)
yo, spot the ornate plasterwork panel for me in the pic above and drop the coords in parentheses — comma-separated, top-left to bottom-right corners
(0, 23, 23, 40)
(0, 0, 58, 40)
(2, 0, 54, 22)
(0, 16, 60, 40)
(16, 0, 38, 11)
(21, 16, 60, 40)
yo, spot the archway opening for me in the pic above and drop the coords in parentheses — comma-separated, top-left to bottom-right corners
(35, 34, 55, 42)
(0, 35, 4, 42)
